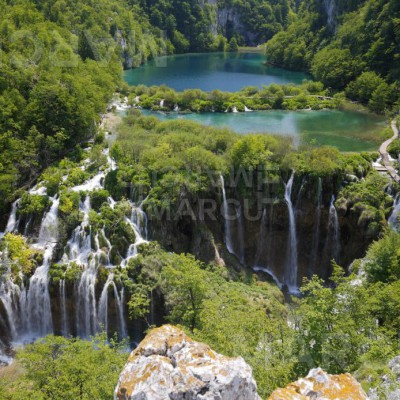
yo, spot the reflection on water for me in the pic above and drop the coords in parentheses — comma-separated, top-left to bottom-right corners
(124, 52, 310, 92)
(141, 109, 386, 152)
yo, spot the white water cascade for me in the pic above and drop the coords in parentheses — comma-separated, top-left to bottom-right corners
(220, 175, 234, 254)
(310, 178, 322, 272)
(236, 203, 245, 264)
(25, 197, 59, 339)
(389, 194, 400, 229)
(160, 99, 165, 107)
(323, 0, 336, 28)
(327, 195, 340, 260)
(232, 106, 238, 113)
(244, 106, 253, 112)
(59, 279, 68, 336)
(0, 200, 20, 239)
(284, 172, 298, 291)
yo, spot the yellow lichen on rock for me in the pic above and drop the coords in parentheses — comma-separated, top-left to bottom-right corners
(115, 324, 262, 400)
(269, 368, 367, 400)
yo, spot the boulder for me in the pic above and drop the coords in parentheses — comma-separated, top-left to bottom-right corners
(269, 368, 367, 400)
(115, 324, 261, 400)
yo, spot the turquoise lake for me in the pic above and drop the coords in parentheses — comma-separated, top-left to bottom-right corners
(124, 52, 386, 152)
(124, 52, 309, 92)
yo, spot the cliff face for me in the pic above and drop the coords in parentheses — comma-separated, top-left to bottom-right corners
(269, 368, 367, 400)
(114, 325, 261, 400)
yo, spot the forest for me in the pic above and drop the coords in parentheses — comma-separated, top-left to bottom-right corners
(1, 0, 400, 399)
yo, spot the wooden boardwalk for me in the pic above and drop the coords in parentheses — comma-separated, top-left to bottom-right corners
(374, 119, 400, 183)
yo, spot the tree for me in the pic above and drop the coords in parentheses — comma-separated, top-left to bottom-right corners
(1, 334, 126, 399)
(161, 253, 207, 331)
(345, 71, 385, 104)
(311, 48, 359, 89)
(226, 37, 239, 52)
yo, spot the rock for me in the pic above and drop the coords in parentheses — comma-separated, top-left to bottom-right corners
(269, 368, 367, 400)
(114, 324, 261, 400)
(368, 356, 400, 399)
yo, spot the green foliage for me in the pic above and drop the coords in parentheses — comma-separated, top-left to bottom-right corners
(226, 37, 239, 52)
(0, 233, 39, 276)
(365, 231, 400, 283)
(0, 334, 126, 399)
(18, 193, 50, 216)
(265, 0, 400, 113)
(128, 83, 335, 113)
(90, 190, 110, 212)
(311, 48, 360, 89)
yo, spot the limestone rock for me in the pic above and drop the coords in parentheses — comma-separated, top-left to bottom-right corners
(114, 324, 261, 400)
(368, 356, 400, 399)
(269, 368, 367, 400)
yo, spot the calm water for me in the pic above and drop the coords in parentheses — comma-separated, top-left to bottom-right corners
(124, 52, 386, 151)
(141, 109, 386, 152)
(124, 52, 309, 91)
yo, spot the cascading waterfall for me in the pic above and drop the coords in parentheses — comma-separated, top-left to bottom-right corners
(25, 197, 59, 339)
(328, 195, 341, 260)
(160, 99, 165, 107)
(323, 0, 336, 28)
(220, 175, 234, 254)
(244, 106, 253, 112)
(284, 172, 298, 291)
(112, 284, 127, 339)
(59, 279, 68, 336)
(310, 178, 322, 272)
(0, 200, 20, 239)
(232, 106, 238, 113)
(0, 264, 21, 341)
(389, 194, 400, 229)
(254, 208, 267, 266)
(98, 273, 114, 334)
(236, 203, 245, 264)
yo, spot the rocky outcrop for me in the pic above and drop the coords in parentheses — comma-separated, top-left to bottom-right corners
(269, 368, 367, 400)
(114, 324, 261, 400)
(368, 356, 400, 399)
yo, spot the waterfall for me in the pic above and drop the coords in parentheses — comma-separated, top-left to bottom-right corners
(0, 273, 21, 341)
(255, 208, 267, 266)
(310, 178, 322, 272)
(98, 273, 113, 335)
(284, 172, 298, 291)
(328, 195, 340, 260)
(232, 106, 238, 113)
(174, 104, 179, 112)
(5, 200, 19, 234)
(160, 99, 164, 107)
(76, 258, 97, 338)
(112, 284, 127, 339)
(236, 203, 245, 264)
(244, 106, 253, 112)
(123, 202, 149, 264)
(323, 0, 336, 28)
(59, 279, 69, 336)
(25, 197, 59, 339)
(389, 194, 400, 229)
(220, 175, 234, 254)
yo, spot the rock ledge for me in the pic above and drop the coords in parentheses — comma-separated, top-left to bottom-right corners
(269, 368, 367, 400)
(115, 324, 261, 400)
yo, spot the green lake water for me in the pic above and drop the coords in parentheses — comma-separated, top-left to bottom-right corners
(124, 52, 386, 152)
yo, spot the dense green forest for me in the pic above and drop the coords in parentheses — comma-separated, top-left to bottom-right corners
(1, 0, 400, 398)
(265, 0, 400, 112)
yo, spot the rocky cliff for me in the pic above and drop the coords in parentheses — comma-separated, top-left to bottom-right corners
(114, 325, 261, 400)
(269, 368, 367, 400)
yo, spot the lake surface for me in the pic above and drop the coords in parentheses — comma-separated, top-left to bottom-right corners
(141, 109, 386, 152)
(124, 52, 309, 91)
(124, 52, 386, 152)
